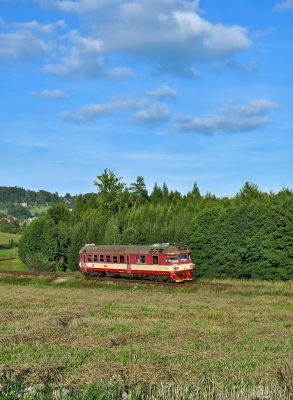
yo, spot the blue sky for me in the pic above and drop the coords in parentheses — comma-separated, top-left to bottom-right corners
(1, 0, 292, 197)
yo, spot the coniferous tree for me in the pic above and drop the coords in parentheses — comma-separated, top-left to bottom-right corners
(94, 168, 125, 220)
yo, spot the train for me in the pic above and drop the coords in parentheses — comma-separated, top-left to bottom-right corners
(79, 242, 194, 283)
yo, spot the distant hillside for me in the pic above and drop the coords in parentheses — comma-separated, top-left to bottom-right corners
(0, 186, 98, 208)
(0, 186, 70, 206)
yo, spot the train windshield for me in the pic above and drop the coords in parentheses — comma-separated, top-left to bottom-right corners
(179, 253, 189, 261)
(168, 256, 179, 263)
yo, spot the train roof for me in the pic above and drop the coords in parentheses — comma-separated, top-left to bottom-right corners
(79, 242, 191, 255)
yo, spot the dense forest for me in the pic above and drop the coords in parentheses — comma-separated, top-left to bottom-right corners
(17, 169, 293, 280)
(0, 187, 64, 205)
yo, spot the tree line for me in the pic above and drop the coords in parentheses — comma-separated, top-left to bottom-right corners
(18, 169, 293, 280)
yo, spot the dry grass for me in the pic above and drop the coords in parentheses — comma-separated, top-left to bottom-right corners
(0, 279, 293, 398)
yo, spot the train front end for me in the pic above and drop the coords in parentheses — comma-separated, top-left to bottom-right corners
(163, 244, 194, 282)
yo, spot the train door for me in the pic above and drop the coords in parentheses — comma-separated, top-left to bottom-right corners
(126, 255, 131, 274)
(81, 254, 87, 271)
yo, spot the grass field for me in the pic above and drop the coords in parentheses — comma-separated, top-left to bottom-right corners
(0, 232, 25, 270)
(0, 277, 293, 398)
(0, 205, 48, 216)
(0, 232, 22, 245)
(0, 248, 26, 270)
(29, 205, 48, 215)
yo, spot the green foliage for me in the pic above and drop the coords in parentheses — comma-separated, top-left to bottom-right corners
(7, 204, 32, 220)
(16, 171, 293, 281)
(94, 168, 126, 219)
(187, 196, 293, 280)
(46, 203, 71, 224)
(24, 252, 57, 271)
(129, 176, 149, 206)
(19, 204, 72, 271)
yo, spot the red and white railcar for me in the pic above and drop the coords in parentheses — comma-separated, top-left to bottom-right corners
(79, 242, 194, 282)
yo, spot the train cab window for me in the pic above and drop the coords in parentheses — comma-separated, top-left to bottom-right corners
(93, 254, 98, 262)
(153, 255, 158, 265)
(120, 255, 125, 263)
(168, 256, 178, 263)
(179, 254, 188, 261)
(140, 255, 146, 264)
(106, 255, 111, 263)
(87, 254, 91, 262)
(113, 255, 117, 263)
(100, 255, 104, 262)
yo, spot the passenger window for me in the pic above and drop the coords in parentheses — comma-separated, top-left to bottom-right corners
(100, 255, 104, 262)
(140, 255, 146, 264)
(113, 255, 117, 263)
(87, 254, 91, 262)
(106, 255, 111, 263)
(93, 254, 98, 262)
(120, 255, 125, 263)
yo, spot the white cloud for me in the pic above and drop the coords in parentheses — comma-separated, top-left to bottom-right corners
(93, 6, 251, 65)
(61, 95, 149, 122)
(0, 19, 67, 65)
(47, 0, 250, 77)
(172, 99, 280, 135)
(16, 0, 252, 79)
(146, 85, 178, 101)
(106, 67, 139, 80)
(0, 0, 252, 82)
(0, 30, 49, 64)
(13, 20, 67, 35)
(30, 89, 70, 99)
(273, 0, 293, 12)
(40, 0, 119, 13)
(43, 30, 138, 80)
(132, 103, 171, 128)
(40, 0, 200, 14)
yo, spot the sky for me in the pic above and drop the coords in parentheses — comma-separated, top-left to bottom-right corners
(0, 0, 293, 197)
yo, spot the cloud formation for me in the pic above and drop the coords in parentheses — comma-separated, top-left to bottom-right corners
(37, 0, 251, 78)
(60, 96, 149, 122)
(40, 0, 118, 13)
(89, 2, 251, 72)
(172, 99, 280, 135)
(43, 30, 138, 80)
(146, 85, 178, 101)
(41, 0, 200, 14)
(132, 103, 171, 128)
(273, 0, 293, 12)
(30, 89, 69, 99)
(0, 19, 66, 64)
(0, 30, 49, 64)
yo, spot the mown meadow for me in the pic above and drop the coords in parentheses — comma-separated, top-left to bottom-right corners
(1, 275, 293, 399)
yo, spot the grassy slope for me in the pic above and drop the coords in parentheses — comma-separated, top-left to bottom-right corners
(0, 277, 292, 398)
(0, 232, 22, 245)
(0, 232, 25, 270)
(0, 205, 48, 216)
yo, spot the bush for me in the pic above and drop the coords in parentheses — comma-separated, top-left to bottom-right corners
(24, 253, 57, 272)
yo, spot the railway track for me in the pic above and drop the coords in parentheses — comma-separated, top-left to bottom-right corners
(0, 270, 287, 292)
(0, 269, 235, 290)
